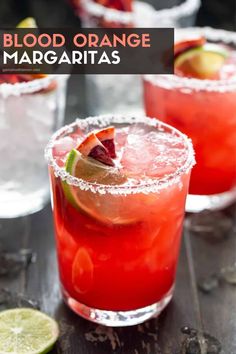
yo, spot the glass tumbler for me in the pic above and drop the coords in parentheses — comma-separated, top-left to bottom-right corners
(78, 0, 200, 116)
(0, 75, 69, 218)
(45, 115, 195, 326)
(143, 27, 236, 212)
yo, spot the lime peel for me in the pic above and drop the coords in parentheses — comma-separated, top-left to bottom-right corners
(17, 17, 37, 28)
(0, 308, 59, 354)
(175, 43, 229, 79)
(63, 148, 127, 224)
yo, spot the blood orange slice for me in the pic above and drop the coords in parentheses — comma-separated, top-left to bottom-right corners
(77, 133, 114, 166)
(96, 126, 116, 158)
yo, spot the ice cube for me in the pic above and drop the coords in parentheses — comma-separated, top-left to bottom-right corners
(198, 274, 219, 294)
(53, 137, 76, 158)
(180, 327, 222, 354)
(0, 248, 36, 277)
(220, 264, 236, 285)
(121, 123, 187, 179)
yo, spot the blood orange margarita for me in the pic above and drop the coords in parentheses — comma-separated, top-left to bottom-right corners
(45, 115, 195, 326)
(143, 27, 236, 212)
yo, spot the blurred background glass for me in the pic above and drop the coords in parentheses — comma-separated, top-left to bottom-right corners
(78, 0, 201, 116)
(0, 0, 234, 30)
(0, 76, 68, 218)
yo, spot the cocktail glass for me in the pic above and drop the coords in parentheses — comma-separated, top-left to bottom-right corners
(0, 75, 69, 218)
(78, 0, 200, 117)
(45, 115, 195, 326)
(78, 0, 200, 28)
(143, 27, 236, 212)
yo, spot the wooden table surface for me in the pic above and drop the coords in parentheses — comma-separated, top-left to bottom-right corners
(0, 76, 236, 354)
(1, 202, 235, 354)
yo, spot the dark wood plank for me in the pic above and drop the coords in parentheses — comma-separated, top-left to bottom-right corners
(186, 204, 236, 353)
(153, 236, 200, 354)
(0, 216, 31, 294)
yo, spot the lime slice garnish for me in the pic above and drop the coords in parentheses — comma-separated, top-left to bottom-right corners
(0, 308, 59, 354)
(175, 43, 229, 79)
(63, 149, 128, 224)
(65, 149, 125, 185)
(17, 17, 37, 28)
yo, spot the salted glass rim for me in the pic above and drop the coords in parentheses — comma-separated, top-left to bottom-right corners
(80, 0, 132, 24)
(150, 0, 200, 21)
(0, 74, 69, 97)
(45, 115, 195, 195)
(144, 27, 236, 92)
(80, 0, 200, 25)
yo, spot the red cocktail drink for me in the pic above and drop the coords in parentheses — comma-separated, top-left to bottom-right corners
(45, 115, 195, 326)
(143, 28, 236, 212)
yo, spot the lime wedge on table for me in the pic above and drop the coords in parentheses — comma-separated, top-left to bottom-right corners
(175, 44, 229, 79)
(0, 308, 59, 354)
(63, 149, 128, 225)
(17, 17, 37, 28)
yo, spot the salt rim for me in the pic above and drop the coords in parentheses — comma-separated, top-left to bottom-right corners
(0, 74, 69, 98)
(151, 0, 200, 22)
(144, 27, 236, 93)
(80, 0, 132, 24)
(80, 0, 200, 25)
(45, 115, 195, 195)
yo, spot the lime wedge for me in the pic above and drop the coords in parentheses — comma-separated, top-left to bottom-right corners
(17, 17, 37, 28)
(175, 43, 229, 79)
(63, 149, 127, 224)
(66, 149, 125, 185)
(0, 308, 59, 354)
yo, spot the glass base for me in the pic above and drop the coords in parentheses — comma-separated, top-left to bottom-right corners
(0, 188, 49, 218)
(62, 286, 174, 327)
(186, 188, 236, 213)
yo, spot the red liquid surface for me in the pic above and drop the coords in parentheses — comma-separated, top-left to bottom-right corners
(71, 0, 132, 12)
(51, 123, 191, 311)
(144, 49, 236, 195)
(94, 0, 132, 12)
